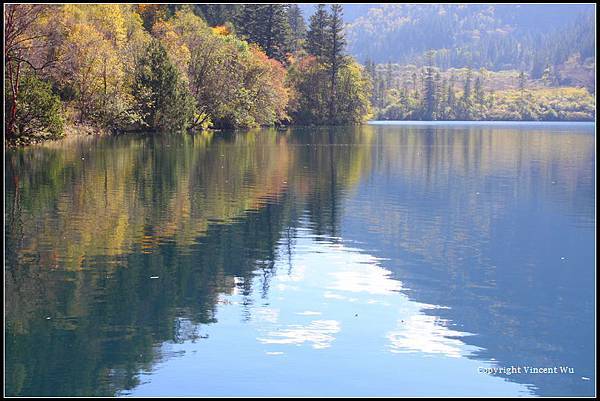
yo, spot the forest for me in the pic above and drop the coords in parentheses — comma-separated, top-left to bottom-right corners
(5, 4, 371, 145)
(4, 4, 596, 146)
(352, 4, 595, 121)
(368, 57, 596, 121)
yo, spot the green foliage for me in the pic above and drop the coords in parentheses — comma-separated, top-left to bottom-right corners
(287, 56, 330, 123)
(288, 56, 372, 125)
(289, 4, 372, 125)
(306, 4, 329, 59)
(235, 4, 291, 63)
(287, 5, 306, 53)
(132, 39, 195, 131)
(11, 3, 592, 145)
(156, 10, 289, 129)
(378, 69, 595, 121)
(335, 61, 373, 124)
(188, 4, 243, 26)
(345, 4, 595, 75)
(6, 71, 64, 141)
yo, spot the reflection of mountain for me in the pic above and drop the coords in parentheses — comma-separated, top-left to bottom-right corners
(340, 124, 595, 396)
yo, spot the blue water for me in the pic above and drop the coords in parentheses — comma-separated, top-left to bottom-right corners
(5, 122, 596, 396)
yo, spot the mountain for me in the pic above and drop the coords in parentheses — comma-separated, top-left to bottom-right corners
(298, 4, 377, 23)
(343, 4, 595, 73)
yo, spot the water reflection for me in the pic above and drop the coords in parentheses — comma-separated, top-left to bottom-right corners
(5, 123, 595, 396)
(342, 123, 596, 396)
(258, 319, 341, 349)
(387, 314, 476, 358)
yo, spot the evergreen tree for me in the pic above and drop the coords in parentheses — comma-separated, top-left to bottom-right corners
(434, 71, 443, 118)
(236, 5, 291, 63)
(447, 74, 456, 114)
(412, 71, 419, 98)
(306, 4, 329, 59)
(377, 77, 386, 109)
(423, 51, 436, 119)
(193, 4, 242, 26)
(7, 71, 64, 140)
(132, 39, 194, 131)
(385, 61, 393, 90)
(461, 68, 473, 118)
(326, 4, 346, 122)
(474, 76, 485, 106)
(541, 64, 558, 86)
(287, 4, 306, 53)
(364, 58, 379, 108)
(518, 70, 527, 94)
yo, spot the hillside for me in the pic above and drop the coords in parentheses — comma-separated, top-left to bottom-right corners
(344, 4, 595, 77)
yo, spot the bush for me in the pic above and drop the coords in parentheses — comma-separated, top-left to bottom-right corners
(6, 72, 64, 140)
(132, 40, 195, 132)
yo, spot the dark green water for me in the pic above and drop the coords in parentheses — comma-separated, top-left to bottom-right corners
(5, 122, 596, 396)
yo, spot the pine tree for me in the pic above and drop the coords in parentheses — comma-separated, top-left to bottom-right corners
(411, 71, 419, 98)
(434, 71, 443, 119)
(193, 4, 242, 26)
(364, 58, 378, 108)
(474, 76, 485, 106)
(423, 51, 436, 119)
(447, 74, 456, 119)
(518, 70, 526, 94)
(132, 40, 194, 131)
(378, 77, 386, 109)
(384, 61, 394, 96)
(306, 4, 329, 59)
(287, 4, 306, 53)
(461, 68, 473, 118)
(236, 4, 291, 63)
(325, 4, 346, 122)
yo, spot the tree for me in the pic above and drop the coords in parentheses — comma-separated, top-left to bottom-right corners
(59, 23, 124, 124)
(541, 64, 558, 86)
(423, 51, 436, 119)
(474, 75, 485, 106)
(136, 4, 169, 31)
(335, 61, 373, 123)
(325, 4, 346, 122)
(287, 4, 306, 53)
(132, 39, 194, 131)
(51, 5, 150, 129)
(187, 28, 289, 128)
(286, 56, 331, 124)
(4, 5, 55, 139)
(461, 68, 473, 118)
(236, 4, 291, 63)
(6, 71, 64, 141)
(446, 73, 457, 119)
(286, 54, 371, 125)
(518, 70, 527, 94)
(306, 4, 329, 59)
(192, 4, 242, 26)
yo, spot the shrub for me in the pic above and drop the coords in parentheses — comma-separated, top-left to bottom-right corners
(6, 72, 64, 140)
(132, 40, 195, 132)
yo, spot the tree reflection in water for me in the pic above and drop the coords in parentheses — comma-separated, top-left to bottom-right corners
(5, 123, 595, 396)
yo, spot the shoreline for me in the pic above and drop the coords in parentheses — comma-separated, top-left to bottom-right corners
(5, 119, 596, 149)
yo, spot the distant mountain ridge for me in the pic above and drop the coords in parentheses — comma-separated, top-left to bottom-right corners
(301, 4, 595, 75)
(344, 4, 594, 66)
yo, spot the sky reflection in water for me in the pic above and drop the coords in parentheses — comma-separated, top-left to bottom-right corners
(5, 123, 595, 396)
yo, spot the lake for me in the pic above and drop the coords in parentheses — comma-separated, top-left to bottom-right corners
(5, 122, 596, 396)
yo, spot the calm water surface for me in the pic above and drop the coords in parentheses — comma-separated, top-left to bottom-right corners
(5, 122, 596, 396)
